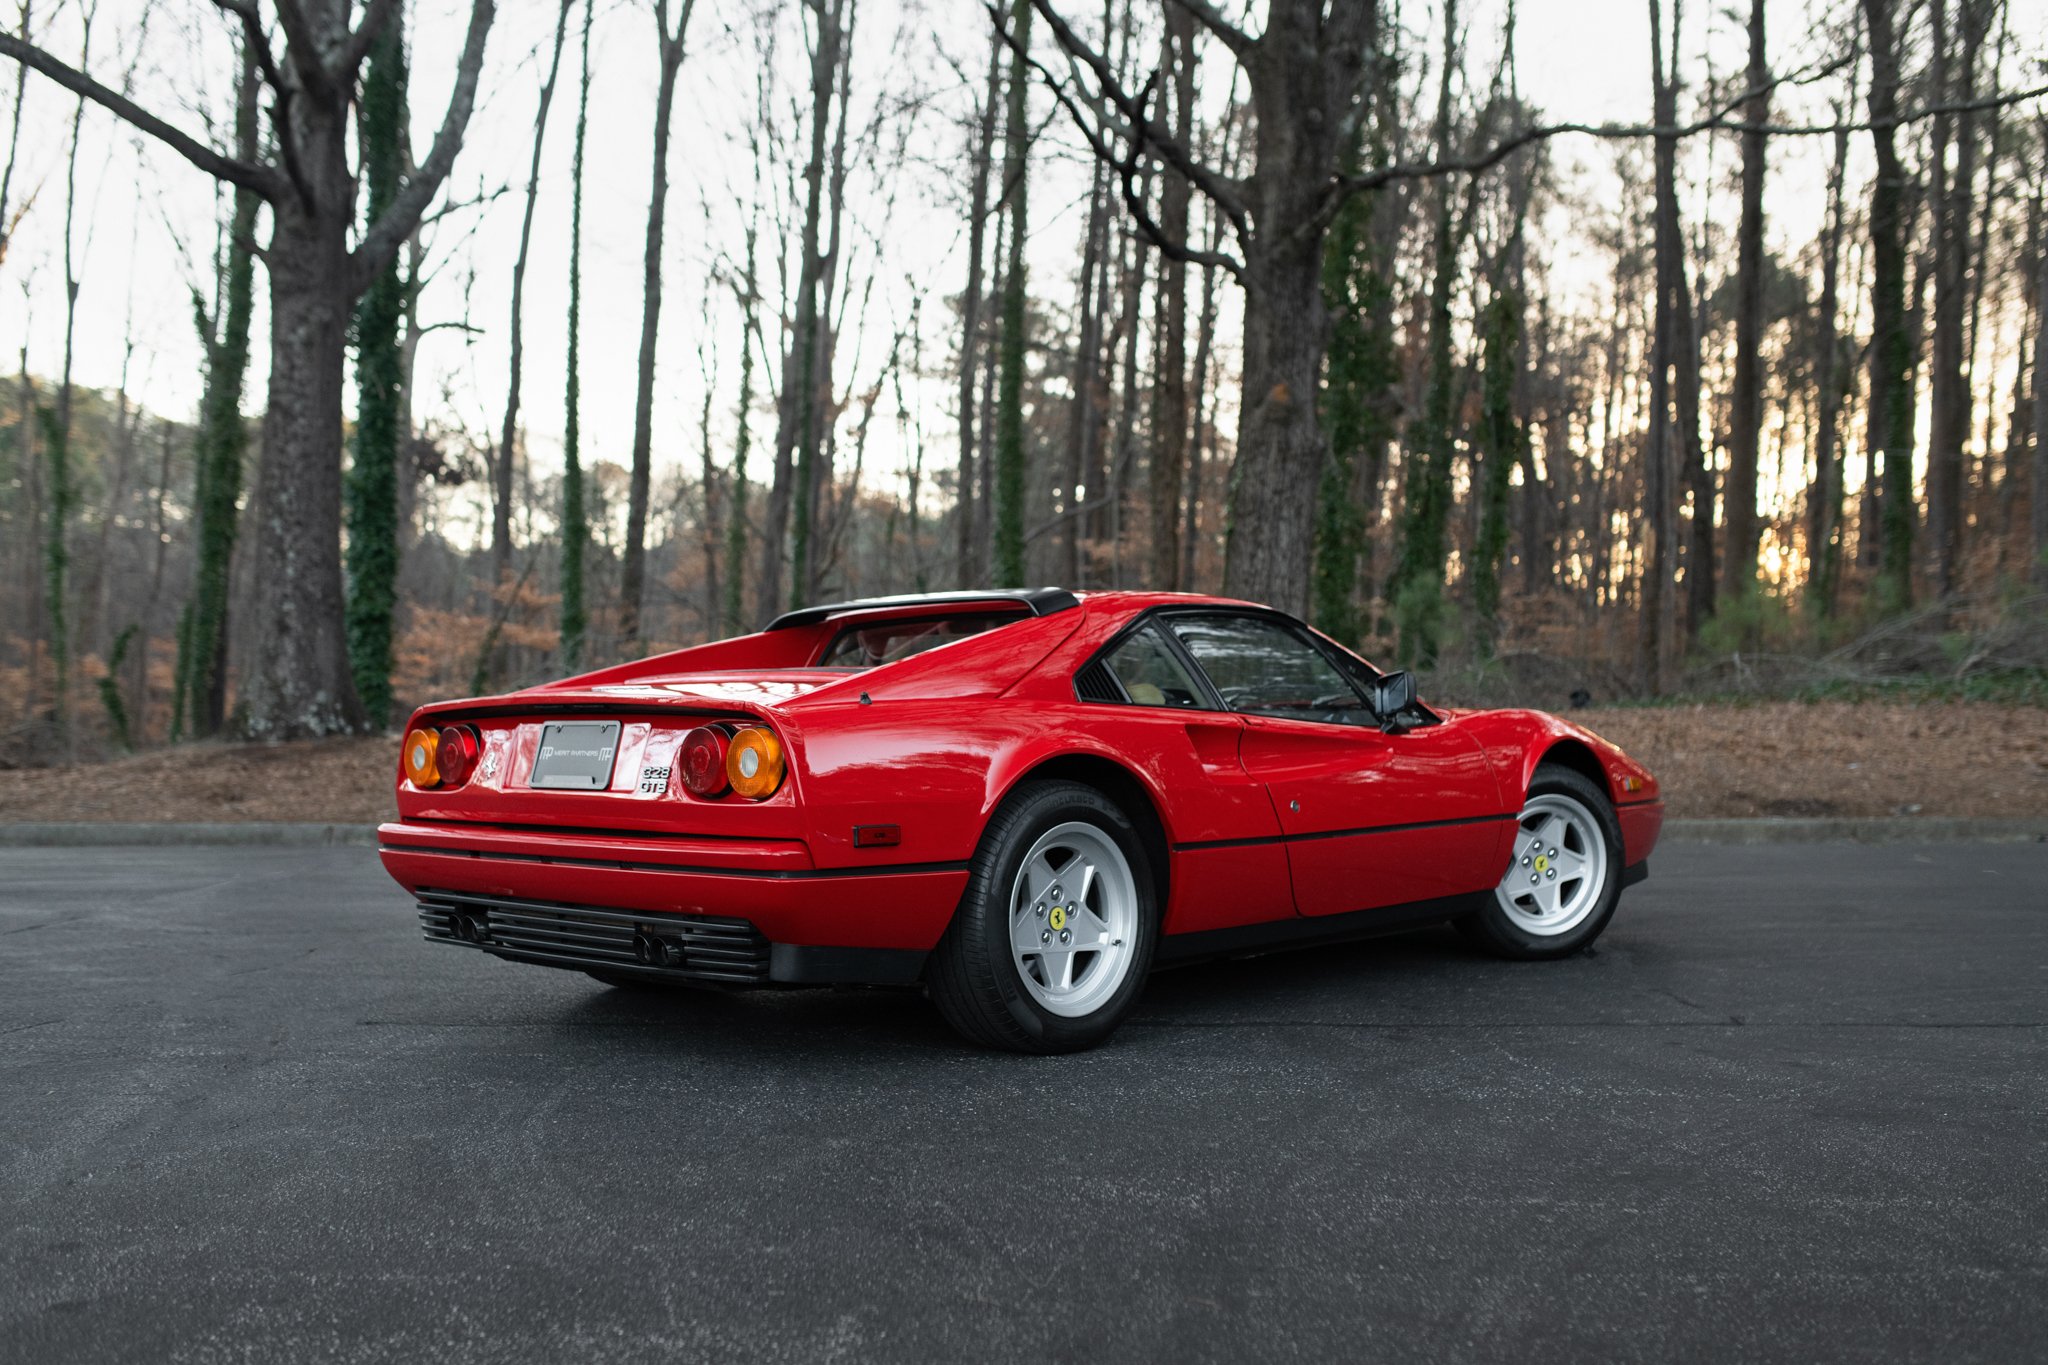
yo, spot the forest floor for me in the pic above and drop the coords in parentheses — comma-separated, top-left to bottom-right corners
(1, 701, 2044, 824)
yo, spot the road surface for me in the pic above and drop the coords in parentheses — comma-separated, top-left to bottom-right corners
(3, 840, 2043, 1362)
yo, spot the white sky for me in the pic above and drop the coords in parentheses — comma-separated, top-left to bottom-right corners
(3, 0, 2044, 551)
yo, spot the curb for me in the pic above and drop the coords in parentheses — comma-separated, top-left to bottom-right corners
(0, 818, 2043, 849)
(0, 822, 379, 848)
(1655, 817, 2048, 845)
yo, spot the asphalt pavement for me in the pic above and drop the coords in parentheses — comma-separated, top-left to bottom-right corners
(2, 841, 2043, 1363)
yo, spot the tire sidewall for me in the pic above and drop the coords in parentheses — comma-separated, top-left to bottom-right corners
(1481, 766, 1625, 958)
(967, 783, 1157, 1049)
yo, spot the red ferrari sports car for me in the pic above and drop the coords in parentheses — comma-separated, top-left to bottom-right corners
(380, 589, 1662, 1052)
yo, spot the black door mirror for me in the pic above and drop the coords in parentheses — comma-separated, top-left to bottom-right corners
(1374, 671, 1417, 731)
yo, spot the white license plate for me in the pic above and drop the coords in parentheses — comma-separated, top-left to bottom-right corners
(529, 721, 622, 790)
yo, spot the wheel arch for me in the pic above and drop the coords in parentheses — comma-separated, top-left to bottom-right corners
(995, 753, 1172, 917)
(1531, 737, 1614, 804)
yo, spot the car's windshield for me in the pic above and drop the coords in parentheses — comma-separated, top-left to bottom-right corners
(816, 611, 1023, 668)
(1167, 614, 1376, 725)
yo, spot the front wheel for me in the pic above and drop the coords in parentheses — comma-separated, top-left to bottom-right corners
(1458, 764, 1624, 959)
(927, 780, 1157, 1053)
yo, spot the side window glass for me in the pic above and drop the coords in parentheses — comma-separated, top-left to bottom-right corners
(1100, 625, 1208, 709)
(1167, 615, 1370, 723)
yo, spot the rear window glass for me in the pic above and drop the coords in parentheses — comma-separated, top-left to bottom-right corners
(817, 612, 1022, 668)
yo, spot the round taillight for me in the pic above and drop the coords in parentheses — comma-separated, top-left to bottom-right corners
(726, 726, 785, 800)
(679, 726, 730, 797)
(403, 727, 441, 788)
(437, 725, 480, 787)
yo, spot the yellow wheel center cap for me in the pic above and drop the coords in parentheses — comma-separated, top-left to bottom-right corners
(1534, 854, 1549, 873)
(1049, 905, 1068, 932)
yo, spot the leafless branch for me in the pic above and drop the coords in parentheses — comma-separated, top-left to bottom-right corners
(1164, 0, 1250, 57)
(0, 32, 280, 197)
(1012, 0, 1249, 237)
(351, 0, 496, 292)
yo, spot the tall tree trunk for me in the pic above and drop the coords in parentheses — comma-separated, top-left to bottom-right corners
(44, 7, 93, 756)
(178, 48, 260, 740)
(559, 0, 593, 671)
(343, 15, 407, 728)
(992, 0, 1032, 587)
(493, 0, 574, 595)
(1808, 114, 1852, 615)
(1926, 0, 1987, 597)
(1146, 0, 1194, 590)
(619, 0, 694, 652)
(764, 0, 840, 615)
(1863, 0, 1916, 612)
(2033, 117, 2048, 589)
(1639, 0, 1682, 692)
(1389, 3, 1461, 664)
(956, 22, 1001, 587)
(1723, 0, 1768, 598)
(1063, 152, 1108, 585)
(724, 225, 758, 635)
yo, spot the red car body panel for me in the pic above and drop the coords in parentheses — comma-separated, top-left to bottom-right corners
(378, 590, 1663, 984)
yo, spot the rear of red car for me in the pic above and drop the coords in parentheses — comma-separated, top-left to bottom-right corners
(378, 673, 960, 989)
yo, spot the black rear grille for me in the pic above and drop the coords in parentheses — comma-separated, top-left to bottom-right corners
(418, 890, 771, 984)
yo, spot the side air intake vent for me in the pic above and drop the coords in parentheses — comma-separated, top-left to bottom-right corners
(1074, 660, 1124, 704)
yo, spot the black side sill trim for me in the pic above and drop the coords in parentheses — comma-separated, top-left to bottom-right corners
(1623, 859, 1650, 888)
(1175, 810, 1517, 853)
(1158, 891, 1493, 966)
(381, 841, 969, 881)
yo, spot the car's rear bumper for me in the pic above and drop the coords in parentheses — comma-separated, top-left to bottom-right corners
(378, 820, 966, 984)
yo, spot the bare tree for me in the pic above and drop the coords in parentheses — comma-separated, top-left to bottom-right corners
(1723, 0, 1768, 599)
(2, 0, 497, 737)
(618, 0, 699, 652)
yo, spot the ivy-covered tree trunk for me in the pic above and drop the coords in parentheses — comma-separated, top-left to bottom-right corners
(1471, 288, 1521, 647)
(1312, 139, 1397, 646)
(176, 45, 260, 739)
(559, 0, 593, 672)
(343, 19, 408, 728)
(992, 0, 1031, 588)
(1388, 2, 1462, 665)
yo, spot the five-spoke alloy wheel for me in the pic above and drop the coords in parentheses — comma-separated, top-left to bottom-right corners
(929, 780, 1157, 1053)
(1459, 763, 1625, 959)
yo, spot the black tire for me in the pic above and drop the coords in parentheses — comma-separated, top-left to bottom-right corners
(927, 780, 1159, 1053)
(1456, 763, 1625, 960)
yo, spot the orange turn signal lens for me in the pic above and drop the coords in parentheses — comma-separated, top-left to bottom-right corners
(403, 727, 441, 788)
(725, 726, 785, 800)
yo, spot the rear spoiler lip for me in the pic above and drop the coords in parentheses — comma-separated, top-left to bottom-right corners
(407, 696, 779, 727)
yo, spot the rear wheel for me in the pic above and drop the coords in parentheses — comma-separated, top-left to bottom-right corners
(1459, 764, 1624, 959)
(927, 780, 1157, 1053)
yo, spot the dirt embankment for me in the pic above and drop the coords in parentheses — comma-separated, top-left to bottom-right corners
(0, 702, 2043, 825)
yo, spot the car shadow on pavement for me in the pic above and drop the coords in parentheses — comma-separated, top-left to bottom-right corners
(543, 924, 1498, 1056)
